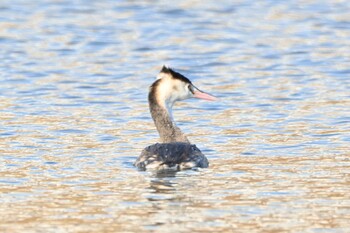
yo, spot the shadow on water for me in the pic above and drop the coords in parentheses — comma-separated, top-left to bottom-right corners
(147, 175, 177, 201)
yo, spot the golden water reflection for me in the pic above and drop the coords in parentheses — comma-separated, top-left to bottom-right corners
(1, 154, 349, 232)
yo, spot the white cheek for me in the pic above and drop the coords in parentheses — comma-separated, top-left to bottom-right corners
(159, 80, 192, 107)
(177, 88, 190, 100)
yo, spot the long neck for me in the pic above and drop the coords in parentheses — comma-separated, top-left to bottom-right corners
(149, 101, 190, 144)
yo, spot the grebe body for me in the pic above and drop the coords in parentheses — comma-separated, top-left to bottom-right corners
(134, 66, 216, 171)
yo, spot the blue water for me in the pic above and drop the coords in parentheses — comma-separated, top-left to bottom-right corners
(0, 1, 349, 232)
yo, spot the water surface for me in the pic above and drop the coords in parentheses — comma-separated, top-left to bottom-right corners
(0, 1, 349, 232)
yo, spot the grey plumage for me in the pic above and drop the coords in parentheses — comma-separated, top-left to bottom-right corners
(149, 102, 190, 143)
(134, 143, 208, 171)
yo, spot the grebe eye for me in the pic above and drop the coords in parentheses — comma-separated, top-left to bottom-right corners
(188, 85, 194, 94)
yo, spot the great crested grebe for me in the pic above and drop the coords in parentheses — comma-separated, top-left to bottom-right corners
(134, 66, 217, 171)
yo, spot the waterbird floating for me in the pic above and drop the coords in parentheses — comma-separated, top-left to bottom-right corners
(134, 66, 217, 171)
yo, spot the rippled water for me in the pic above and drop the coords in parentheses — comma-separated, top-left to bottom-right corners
(1, 1, 350, 232)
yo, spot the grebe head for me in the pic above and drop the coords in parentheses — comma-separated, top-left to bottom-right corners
(151, 66, 217, 108)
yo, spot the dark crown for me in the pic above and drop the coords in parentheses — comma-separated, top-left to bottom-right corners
(160, 65, 192, 84)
